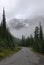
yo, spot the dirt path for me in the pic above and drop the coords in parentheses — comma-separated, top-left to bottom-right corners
(0, 47, 44, 65)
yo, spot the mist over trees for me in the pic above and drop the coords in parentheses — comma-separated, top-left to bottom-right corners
(0, 9, 44, 55)
(21, 22, 44, 54)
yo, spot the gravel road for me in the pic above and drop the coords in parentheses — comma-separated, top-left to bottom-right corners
(0, 47, 44, 65)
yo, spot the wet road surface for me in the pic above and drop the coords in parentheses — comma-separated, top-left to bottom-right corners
(0, 47, 44, 65)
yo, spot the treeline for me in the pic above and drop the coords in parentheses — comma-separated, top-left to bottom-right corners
(21, 22, 44, 54)
(0, 9, 15, 50)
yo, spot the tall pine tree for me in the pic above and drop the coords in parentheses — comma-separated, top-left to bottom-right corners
(39, 22, 43, 40)
(34, 26, 39, 39)
(1, 8, 6, 37)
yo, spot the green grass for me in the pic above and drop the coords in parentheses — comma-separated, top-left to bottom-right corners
(31, 47, 44, 57)
(0, 47, 21, 60)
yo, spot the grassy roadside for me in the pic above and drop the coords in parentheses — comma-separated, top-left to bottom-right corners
(0, 46, 21, 60)
(31, 48, 44, 57)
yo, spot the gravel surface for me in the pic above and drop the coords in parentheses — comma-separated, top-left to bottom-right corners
(0, 47, 44, 65)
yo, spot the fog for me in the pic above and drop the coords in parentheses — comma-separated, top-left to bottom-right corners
(0, 0, 44, 38)
(0, 0, 44, 20)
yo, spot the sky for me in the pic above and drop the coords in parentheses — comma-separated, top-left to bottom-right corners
(0, 0, 44, 20)
(0, 0, 44, 38)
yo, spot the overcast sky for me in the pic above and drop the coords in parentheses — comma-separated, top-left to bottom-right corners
(0, 0, 44, 38)
(0, 0, 44, 20)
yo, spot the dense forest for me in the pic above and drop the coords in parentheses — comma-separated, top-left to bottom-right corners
(0, 9, 15, 50)
(0, 9, 18, 59)
(21, 22, 44, 54)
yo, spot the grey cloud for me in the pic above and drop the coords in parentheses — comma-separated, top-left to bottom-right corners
(9, 19, 28, 30)
(15, 22, 25, 30)
(9, 16, 44, 38)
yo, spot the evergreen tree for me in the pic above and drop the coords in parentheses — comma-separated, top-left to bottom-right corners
(1, 8, 6, 37)
(26, 37, 30, 46)
(39, 22, 43, 40)
(34, 26, 39, 39)
(22, 35, 26, 46)
(0, 9, 15, 49)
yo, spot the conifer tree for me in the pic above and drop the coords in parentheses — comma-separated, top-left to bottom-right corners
(34, 26, 39, 39)
(1, 8, 6, 37)
(39, 22, 43, 40)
